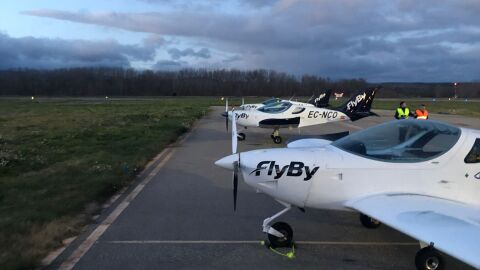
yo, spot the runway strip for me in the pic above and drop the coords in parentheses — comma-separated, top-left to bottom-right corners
(58, 124, 197, 270)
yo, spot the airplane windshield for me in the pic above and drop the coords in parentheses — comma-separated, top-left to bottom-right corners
(258, 101, 292, 113)
(262, 98, 281, 105)
(332, 120, 461, 162)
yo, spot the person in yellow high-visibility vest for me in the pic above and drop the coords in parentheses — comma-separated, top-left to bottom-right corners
(394, 101, 413, 120)
(415, 104, 429, 120)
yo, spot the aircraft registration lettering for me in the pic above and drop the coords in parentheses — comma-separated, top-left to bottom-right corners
(307, 111, 338, 119)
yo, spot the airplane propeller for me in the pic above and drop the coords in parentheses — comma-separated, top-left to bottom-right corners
(231, 108, 239, 211)
(225, 98, 229, 132)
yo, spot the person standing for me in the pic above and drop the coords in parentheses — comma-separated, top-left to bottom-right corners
(395, 101, 412, 119)
(415, 104, 429, 120)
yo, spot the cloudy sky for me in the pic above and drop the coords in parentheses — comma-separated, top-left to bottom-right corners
(0, 0, 479, 82)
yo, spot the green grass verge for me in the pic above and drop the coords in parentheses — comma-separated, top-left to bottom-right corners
(0, 97, 219, 270)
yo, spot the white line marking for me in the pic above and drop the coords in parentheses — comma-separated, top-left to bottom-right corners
(105, 240, 417, 246)
(41, 138, 171, 266)
(59, 148, 175, 270)
(58, 120, 200, 270)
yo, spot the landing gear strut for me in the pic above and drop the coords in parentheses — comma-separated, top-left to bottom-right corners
(262, 202, 293, 248)
(415, 245, 444, 270)
(359, 213, 381, 229)
(271, 128, 282, 144)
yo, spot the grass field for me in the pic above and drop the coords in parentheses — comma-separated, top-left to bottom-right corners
(0, 97, 219, 270)
(0, 96, 478, 270)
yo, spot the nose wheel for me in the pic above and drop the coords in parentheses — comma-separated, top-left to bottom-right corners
(415, 246, 444, 270)
(263, 202, 294, 248)
(267, 222, 293, 248)
(237, 132, 246, 141)
(271, 128, 282, 144)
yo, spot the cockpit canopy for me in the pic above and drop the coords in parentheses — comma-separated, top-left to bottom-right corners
(258, 101, 292, 113)
(332, 120, 461, 162)
(262, 98, 282, 105)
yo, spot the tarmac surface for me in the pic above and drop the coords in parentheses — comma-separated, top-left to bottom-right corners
(49, 107, 480, 270)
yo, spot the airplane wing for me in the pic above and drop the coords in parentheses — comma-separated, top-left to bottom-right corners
(287, 131, 349, 148)
(346, 194, 480, 269)
(287, 138, 332, 148)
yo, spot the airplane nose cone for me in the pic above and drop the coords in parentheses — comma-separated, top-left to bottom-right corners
(215, 154, 238, 170)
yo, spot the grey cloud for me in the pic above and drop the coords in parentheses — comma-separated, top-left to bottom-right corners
(20, 1, 480, 81)
(167, 48, 211, 60)
(222, 55, 242, 63)
(0, 32, 162, 69)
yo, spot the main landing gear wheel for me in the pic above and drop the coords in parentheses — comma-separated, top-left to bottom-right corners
(237, 133, 246, 141)
(273, 136, 282, 144)
(415, 247, 444, 270)
(359, 213, 381, 229)
(267, 222, 293, 248)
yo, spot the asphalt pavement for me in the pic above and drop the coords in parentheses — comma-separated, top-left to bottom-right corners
(48, 107, 480, 270)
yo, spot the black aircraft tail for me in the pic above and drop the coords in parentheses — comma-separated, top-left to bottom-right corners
(336, 88, 379, 121)
(307, 89, 332, 108)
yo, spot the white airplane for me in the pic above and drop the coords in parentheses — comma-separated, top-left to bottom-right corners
(216, 117, 480, 270)
(237, 90, 332, 111)
(223, 91, 332, 134)
(224, 88, 377, 144)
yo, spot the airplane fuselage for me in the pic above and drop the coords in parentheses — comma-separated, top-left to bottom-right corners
(235, 127, 480, 210)
(231, 107, 349, 129)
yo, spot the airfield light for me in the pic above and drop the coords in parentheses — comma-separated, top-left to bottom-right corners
(31, 96, 35, 100)
(453, 82, 459, 99)
(221, 97, 224, 101)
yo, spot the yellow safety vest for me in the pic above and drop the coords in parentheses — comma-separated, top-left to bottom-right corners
(397, 108, 409, 119)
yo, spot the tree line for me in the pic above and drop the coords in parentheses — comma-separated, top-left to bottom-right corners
(0, 68, 478, 97)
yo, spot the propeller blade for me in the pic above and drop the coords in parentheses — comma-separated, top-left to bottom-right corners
(225, 98, 229, 132)
(232, 109, 237, 154)
(233, 161, 238, 211)
(242, 97, 244, 105)
(226, 113, 229, 132)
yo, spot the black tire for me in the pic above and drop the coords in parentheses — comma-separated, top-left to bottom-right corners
(273, 136, 282, 144)
(415, 247, 444, 270)
(237, 133, 246, 141)
(359, 213, 381, 229)
(267, 222, 293, 248)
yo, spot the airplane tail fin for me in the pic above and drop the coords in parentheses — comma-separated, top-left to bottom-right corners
(336, 88, 379, 121)
(307, 89, 332, 108)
